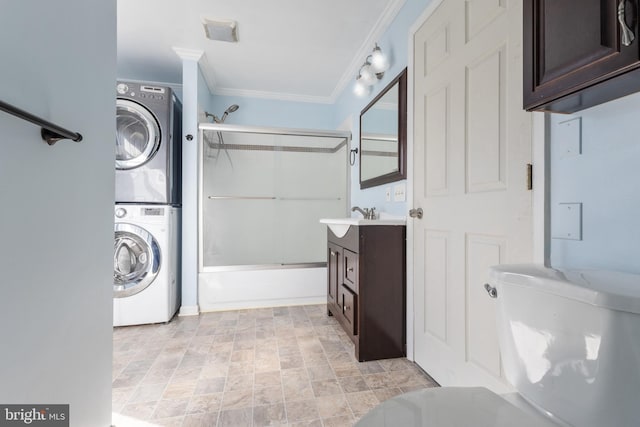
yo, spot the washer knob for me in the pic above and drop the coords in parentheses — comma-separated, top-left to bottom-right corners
(115, 207, 127, 218)
(116, 83, 129, 95)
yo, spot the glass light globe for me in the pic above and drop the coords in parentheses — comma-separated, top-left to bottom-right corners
(353, 79, 370, 97)
(359, 64, 377, 86)
(370, 45, 389, 74)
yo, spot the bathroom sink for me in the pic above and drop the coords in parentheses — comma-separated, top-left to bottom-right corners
(320, 217, 406, 238)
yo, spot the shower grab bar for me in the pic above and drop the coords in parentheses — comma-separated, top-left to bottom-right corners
(208, 195, 342, 201)
(0, 99, 83, 145)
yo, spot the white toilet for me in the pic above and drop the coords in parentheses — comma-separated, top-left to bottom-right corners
(357, 264, 640, 426)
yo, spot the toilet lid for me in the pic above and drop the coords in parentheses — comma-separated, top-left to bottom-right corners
(355, 387, 558, 427)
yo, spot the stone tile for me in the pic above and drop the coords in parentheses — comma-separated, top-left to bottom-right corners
(231, 349, 255, 363)
(122, 358, 156, 374)
(255, 370, 282, 388)
(182, 411, 219, 427)
(221, 388, 253, 410)
(253, 403, 286, 426)
(338, 376, 370, 393)
(389, 369, 431, 387)
(254, 386, 284, 406)
(345, 390, 380, 416)
(373, 387, 404, 402)
(357, 361, 385, 375)
(172, 366, 203, 382)
(378, 357, 414, 372)
(310, 379, 342, 397)
(152, 398, 189, 419)
(152, 415, 184, 426)
(194, 377, 226, 394)
(162, 380, 197, 399)
(186, 393, 223, 414)
(332, 363, 361, 378)
(255, 355, 281, 372)
(280, 354, 305, 370)
(285, 399, 319, 423)
(218, 407, 252, 427)
(225, 373, 254, 391)
(322, 414, 356, 427)
(228, 361, 255, 376)
(112, 386, 135, 412)
(141, 368, 174, 385)
(178, 354, 208, 369)
(199, 363, 229, 379)
(112, 371, 146, 389)
(315, 395, 352, 419)
(289, 419, 323, 427)
(111, 305, 435, 425)
(363, 372, 396, 390)
(152, 355, 183, 370)
(121, 401, 156, 420)
(128, 383, 166, 404)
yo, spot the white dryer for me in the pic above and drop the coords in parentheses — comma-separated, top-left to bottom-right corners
(113, 204, 180, 326)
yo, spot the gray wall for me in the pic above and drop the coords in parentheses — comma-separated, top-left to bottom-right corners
(0, 1, 116, 425)
(549, 92, 640, 274)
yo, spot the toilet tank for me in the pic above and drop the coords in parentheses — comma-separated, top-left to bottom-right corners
(489, 265, 640, 427)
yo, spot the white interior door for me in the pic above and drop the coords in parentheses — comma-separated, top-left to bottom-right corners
(412, 0, 532, 391)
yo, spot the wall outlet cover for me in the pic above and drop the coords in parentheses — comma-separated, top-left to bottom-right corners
(385, 187, 391, 202)
(557, 117, 582, 158)
(552, 202, 582, 240)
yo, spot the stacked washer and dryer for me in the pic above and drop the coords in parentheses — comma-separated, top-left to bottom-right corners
(113, 81, 182, 327)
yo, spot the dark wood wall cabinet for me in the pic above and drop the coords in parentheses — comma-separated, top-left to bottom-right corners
(524, 0, 640, 113)
(326, 225, 406, 362)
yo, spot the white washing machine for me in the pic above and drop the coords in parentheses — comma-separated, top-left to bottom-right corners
(113, 204, 180, 326)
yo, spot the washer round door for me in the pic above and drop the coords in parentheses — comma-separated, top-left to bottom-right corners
(116, 99, 161, 170)
(113, 223, 161, 298)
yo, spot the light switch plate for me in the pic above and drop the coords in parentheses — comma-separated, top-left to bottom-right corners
(394, 183, 406, 202)
(552, 202, 582, 240)
(557, 117, 582, 158)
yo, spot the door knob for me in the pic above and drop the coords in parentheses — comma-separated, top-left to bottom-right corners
(409, 208, 423, 219)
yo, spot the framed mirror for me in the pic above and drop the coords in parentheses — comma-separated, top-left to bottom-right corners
(359, 68, 407, 189)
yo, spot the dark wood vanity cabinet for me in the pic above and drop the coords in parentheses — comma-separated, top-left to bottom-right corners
(524, 0, 640, 113)
(326, 225, 406, 362)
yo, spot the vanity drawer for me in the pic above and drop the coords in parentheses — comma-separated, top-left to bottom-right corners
(343, 249, 358, 291)
(340, 284, 357, 336)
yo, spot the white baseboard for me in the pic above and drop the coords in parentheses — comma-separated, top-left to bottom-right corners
(178, 305, 200, 316)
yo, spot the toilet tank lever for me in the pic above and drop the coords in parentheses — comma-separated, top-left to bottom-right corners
(484, 283, 498, 298)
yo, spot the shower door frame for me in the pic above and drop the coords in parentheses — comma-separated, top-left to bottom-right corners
(197, 123, 351, 273)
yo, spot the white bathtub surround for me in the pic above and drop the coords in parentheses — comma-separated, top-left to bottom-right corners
(199, 267, 327, 312)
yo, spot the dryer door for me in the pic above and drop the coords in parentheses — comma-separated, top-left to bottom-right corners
(113, 223, 161, 297)
(116, 99, 161, 170)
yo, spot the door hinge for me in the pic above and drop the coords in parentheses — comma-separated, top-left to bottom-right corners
(527, 163, 533, 190)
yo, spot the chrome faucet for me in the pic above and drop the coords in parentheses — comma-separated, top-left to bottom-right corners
(351, 206, 377, 220)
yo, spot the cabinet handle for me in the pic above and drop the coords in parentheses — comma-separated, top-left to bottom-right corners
(330, 251, 335, 256)
(347, 267, 354, 272)
(618, 0, 635, 46)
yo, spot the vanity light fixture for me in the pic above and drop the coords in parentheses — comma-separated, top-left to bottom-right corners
(354, 43, 390, 96)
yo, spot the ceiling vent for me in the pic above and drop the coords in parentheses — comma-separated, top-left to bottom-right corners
(203, 19, 238, 43)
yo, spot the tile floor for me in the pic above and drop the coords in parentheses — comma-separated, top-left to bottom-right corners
(112, 304, 438, 426)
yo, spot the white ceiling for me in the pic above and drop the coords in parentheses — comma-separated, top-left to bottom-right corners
(117, 0, 403, 103)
